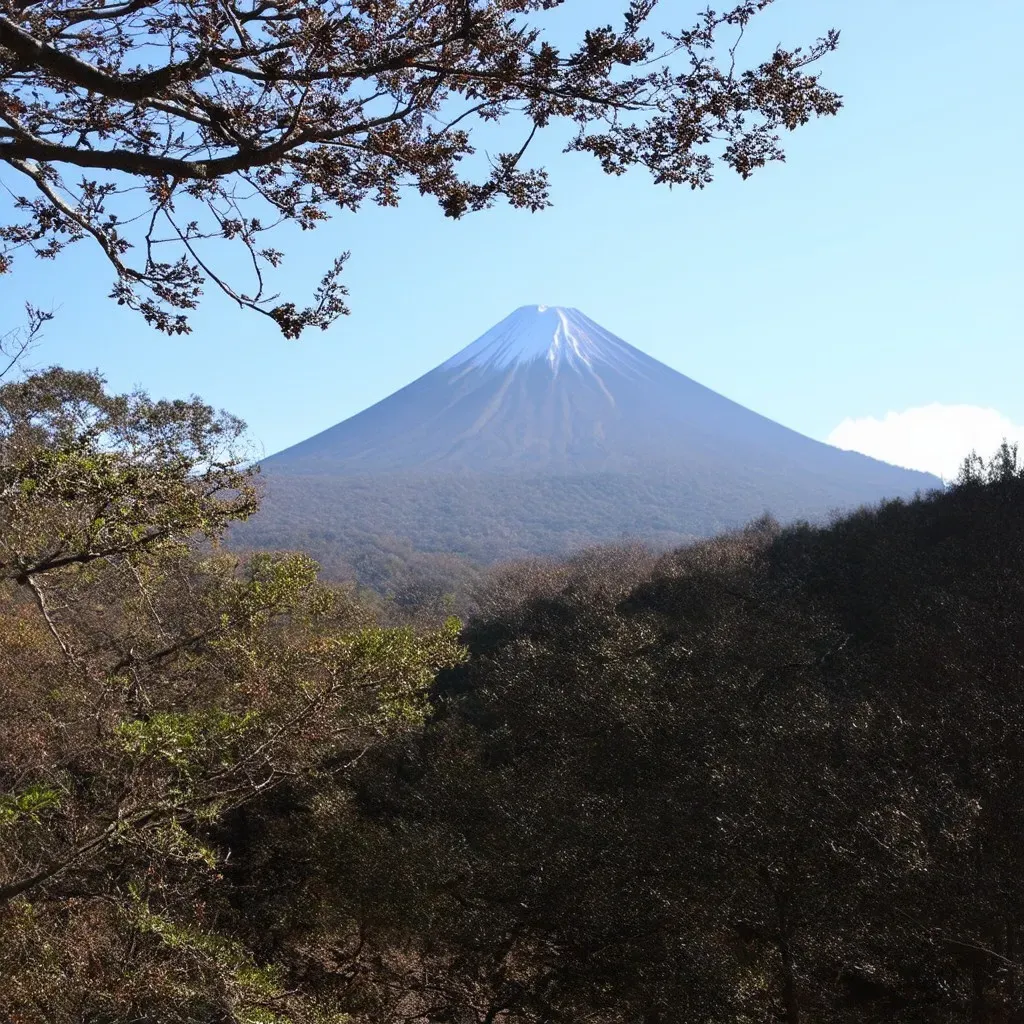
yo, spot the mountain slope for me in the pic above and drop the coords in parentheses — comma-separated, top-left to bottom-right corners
(238, 306, 941, 579)
(264, 305, 934, 485)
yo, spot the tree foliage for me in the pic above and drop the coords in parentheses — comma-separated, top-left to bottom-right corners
(12, 359, 1024, 1024)
(0, 0, 841, 334)
(0, 369, 464, 1021)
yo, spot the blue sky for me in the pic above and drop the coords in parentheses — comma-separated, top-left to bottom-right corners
(3, 0, 1022, 478)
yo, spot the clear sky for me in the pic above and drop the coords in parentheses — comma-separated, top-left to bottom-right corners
(3, 0, 1022, 480)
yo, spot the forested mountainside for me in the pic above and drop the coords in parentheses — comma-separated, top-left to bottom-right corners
(231, 466, 941, 606)
(5, 364, 1024, 1023)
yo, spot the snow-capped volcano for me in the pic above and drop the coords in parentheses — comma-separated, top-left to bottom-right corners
(262, 304, 934, 481)
(442, 304, 647, 377)
(246, 305, 940, 563)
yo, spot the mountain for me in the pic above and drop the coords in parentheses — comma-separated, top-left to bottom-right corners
(235, 306, 941, 585)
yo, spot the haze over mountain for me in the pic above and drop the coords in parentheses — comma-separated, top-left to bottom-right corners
(236, 306, 941, 583)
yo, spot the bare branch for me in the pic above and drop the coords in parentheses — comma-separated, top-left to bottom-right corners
(0, 2, 841, 335)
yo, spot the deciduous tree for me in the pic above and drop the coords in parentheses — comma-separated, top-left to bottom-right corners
(0, 0, 841, 335)
(0, 368, 464, 1021)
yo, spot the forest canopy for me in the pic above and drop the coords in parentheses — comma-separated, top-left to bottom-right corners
(4, 362, 1024, 1021)
(0, 368, 465, 1018)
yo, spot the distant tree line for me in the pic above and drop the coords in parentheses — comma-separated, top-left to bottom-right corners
(6, 365, 1024, 1022)
(226, 464, 864, 603)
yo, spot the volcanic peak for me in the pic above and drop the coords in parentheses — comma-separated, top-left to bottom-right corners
(247, 303, 943, 565)
(441, 304, 645, 376)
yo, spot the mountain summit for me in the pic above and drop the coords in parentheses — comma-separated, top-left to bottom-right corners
(269, 303, 687, 473)
(264, 305, 937, 484)
(245, 306, 941, 568)
(440, 304, 647, 373)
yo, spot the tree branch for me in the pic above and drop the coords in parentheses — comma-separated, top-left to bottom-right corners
(24, 572, 77, 664)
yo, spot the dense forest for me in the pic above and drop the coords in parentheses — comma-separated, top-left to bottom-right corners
(226, 470, 714, 603)
(227, 462, 934, 595)
(5, 366, 1024, 1022)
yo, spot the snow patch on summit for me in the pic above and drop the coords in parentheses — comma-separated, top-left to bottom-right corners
(442, 305, 646, 376)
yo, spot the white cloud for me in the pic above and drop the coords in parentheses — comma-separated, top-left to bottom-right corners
(826, 404, 1024, 482)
